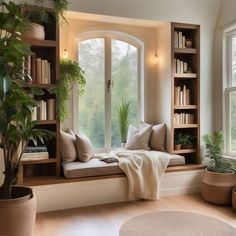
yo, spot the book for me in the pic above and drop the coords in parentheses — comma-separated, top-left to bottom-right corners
(174, 31, 178, 48)
(36, 58, 42, 84)
(21, 152, 49, 161)
(178, 31, 183, 48)
(39, 100, 47, 120)
(31, 54, 36, 83)
(31, 107, 37, 121)
(47, 99, 56, 120)
(24, 146, 48, 153)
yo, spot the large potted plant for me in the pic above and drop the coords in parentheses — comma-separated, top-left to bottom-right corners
(0, 1, 51, 235)
(117, 100, 131, 147)
(201, 131, 236, 205)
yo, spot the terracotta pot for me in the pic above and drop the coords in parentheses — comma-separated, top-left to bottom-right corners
(0, 186, 36, 236)
(22, 22, 45, 40)
(232, 188, 236, 210)
(201, 168, 236, 205)
(174, 144, 181, 150)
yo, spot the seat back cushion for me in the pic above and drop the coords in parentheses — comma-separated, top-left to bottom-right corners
(75, 133, 95, 162)
(149, 123, 166, 151)
(60, 130, 77, 163)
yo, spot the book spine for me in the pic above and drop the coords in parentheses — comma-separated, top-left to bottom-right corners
(47, 99, 56, 120)
(178, 31, 183, 48)
(36, 58, 42, 84)
(31, 54, 36, 84)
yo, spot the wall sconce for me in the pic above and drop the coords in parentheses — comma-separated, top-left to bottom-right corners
(154, 52, 159, 65)
(63, 48, 69, 59)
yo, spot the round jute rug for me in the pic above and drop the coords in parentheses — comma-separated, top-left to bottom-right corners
(119, 211, 236, 236)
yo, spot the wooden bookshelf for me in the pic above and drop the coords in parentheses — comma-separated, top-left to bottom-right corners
(171, 22, 200, 164)
(18, 6, 60, 184)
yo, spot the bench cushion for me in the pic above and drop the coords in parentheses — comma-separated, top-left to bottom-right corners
(62, 152, 185, 179)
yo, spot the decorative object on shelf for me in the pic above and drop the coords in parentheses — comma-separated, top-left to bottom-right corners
(57, 59, 86, 121)
(22, 22, 45, 40)
(117, 100, 131, 146)
(185, 39, 193, 48)
(0, 1, 53, 235)
(63, 48, 69, 59)
(201, 132, 236, 205)
(174, 132, 194, 149)
(232, 187, 236, 210)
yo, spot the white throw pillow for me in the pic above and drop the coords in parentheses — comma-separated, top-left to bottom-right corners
(125, 124, 153, 150)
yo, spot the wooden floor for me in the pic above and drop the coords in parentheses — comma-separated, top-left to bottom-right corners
(34, 193, 236, 236)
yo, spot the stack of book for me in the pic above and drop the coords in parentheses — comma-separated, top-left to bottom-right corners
(24, 55, 51, 84)
(173, 113, 194, 125)
(174, 85, 191, 106)
(31, 99, 56, 121)
(174, 31, 186, 48)
(21, 146, 49, 161)
(174, 58, 188, 74)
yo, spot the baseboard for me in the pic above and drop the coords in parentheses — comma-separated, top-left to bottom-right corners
(33, 169, 204, 213)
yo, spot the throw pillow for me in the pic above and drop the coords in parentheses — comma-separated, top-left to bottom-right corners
(149, 123, 166, 151)
(125, 124, 153, 150)
(60, 130, 77, 163)
(75, 133, 95, 162)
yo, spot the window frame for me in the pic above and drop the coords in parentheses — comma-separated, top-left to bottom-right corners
(223, 27, 236, 158)
(72, 31, 144, 152)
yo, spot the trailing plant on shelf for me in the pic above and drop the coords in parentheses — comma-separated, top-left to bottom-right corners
(57, 59, 86, 121)
(203, 131, 236, 173)
(0, 0, 52, 199)
(117, 100, 131, 144)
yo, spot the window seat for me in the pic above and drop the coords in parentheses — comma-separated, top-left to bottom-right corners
(62, 153, 185, 179)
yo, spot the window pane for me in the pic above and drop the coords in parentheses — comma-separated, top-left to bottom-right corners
(111, 40, 138, 147)
(78, 38, 105, 148)
(232, 36, 236, 86)
(230, 91, 236, 152)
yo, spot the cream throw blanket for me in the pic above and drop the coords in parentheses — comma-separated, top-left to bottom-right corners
(95, 150, 170, 200)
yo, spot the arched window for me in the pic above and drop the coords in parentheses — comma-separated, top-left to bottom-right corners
(73, 31, 144, 150)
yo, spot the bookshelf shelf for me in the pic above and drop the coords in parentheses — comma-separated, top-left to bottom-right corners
(174, 48, 197, 54)
(173, 149, 197, 154)
(174, 105, 197, 109)
(22, 38, 57, 47)
(174, 73, 197, 78)
(21, 158, 57, 165)
(27, 84, 57, 89)
(174, 124, 198, 129)
(37, 120, 57, 125)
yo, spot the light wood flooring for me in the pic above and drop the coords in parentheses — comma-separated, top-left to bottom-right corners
(34, 193, 236, 236)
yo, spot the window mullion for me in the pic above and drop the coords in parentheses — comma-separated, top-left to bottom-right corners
(104, 36, 112, 150)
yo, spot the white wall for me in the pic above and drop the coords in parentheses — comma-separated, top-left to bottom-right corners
(213, 0, 236, 132)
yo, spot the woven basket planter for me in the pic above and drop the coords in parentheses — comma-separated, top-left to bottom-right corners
(0, 186, 36, 236)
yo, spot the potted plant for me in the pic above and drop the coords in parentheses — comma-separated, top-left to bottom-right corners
(0, 2, 52, 235)
(174, 132, 194, 150)
(201, 131, 236, 205)
(56, 59, 86, 121)
(117, 100, 131, 147)
(21, 0, 69, 40)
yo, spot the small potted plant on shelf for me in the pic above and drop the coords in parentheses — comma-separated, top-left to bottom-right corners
(117, 100, 131, 147)
(0, 2, 52, 235)
(174, 132, 194, 150)
(201, 131, 236, 206)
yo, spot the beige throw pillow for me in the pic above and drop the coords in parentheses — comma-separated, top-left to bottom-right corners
(60, 130, 77, 163)
(75, 133, 94, 162)
(149, 123, 166, 151)
(125, 124, 153, 150)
